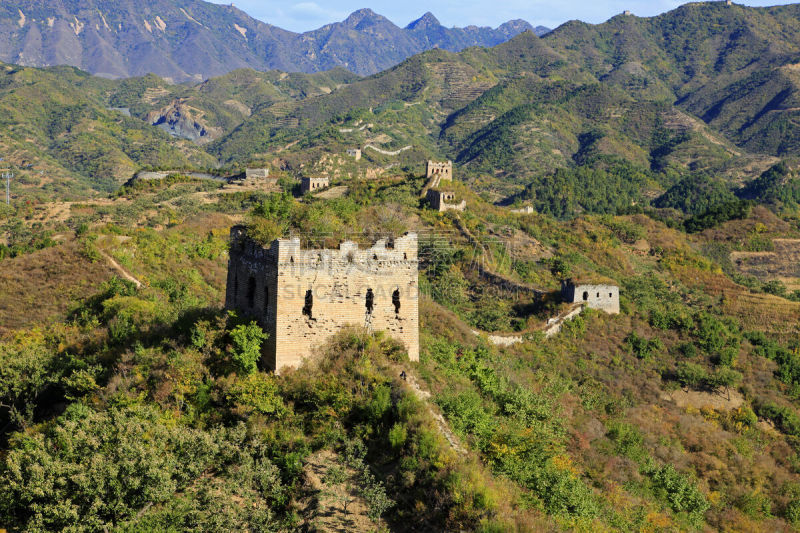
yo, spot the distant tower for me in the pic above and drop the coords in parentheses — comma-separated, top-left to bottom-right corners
(623, 10, 633, 16)
(726, 0, 733, 5)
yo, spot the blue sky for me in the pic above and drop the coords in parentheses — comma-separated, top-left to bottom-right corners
(212, 1, 796, 32)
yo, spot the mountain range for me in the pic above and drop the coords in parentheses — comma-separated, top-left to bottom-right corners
(5, 1, 800, 217)
(0, 0, 548, 81)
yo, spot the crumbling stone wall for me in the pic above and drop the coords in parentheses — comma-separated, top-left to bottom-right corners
(560, 280, 620, 314)
(245, 168, 270, 178)
(427, 189, 466, 212)
(226, 227, 419, 371)
(301, 177, 329, 194)
(426, 160, 453, 180)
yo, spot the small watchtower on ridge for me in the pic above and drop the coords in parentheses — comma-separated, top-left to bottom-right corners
(426, 160, 452, 181)
(561, 279, 620, 315)
(226, 227, 420, 372)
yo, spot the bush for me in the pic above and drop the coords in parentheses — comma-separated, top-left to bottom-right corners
(229, 322, 268, 375)
(0, 406, 248, 531)
(625, 332, 663, 360)
(645, 463, 709, 524)
(676, 362, 708, 389)
(388, 423, 408, 449)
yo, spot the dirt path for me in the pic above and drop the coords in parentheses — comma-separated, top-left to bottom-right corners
(99, 250, 142, 289)
(404, 374, 467, 455)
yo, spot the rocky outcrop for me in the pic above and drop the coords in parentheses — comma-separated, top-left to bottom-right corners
(146, 100, 222, 144)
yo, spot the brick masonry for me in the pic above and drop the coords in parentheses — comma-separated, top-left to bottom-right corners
(301, 176, 330, 194)
(426, 160, 453, 180)
(561, 279, 620, 314)
(226, 227, 419, 372)
(427, 189, 466, 212)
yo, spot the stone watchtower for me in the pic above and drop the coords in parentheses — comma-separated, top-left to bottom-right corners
(301, 177, 329, 194)
(426, 160, 453, 181)
(560, 279, 620, 314)
(225, 227, 420, 371)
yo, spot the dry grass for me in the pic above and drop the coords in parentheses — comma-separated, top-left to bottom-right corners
(0, 240, 113, 333)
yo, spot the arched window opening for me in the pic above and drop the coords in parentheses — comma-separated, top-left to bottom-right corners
(393, 289, 401, 314)
(582, 291, 589, 301)
(366, 288, 375, 314)
(247, 276, 256, 308)
(596, 292, 600, 298)
(609, 292, 613, 298)
(303, 290, 313, 319)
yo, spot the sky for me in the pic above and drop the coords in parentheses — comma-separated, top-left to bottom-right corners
(211, 0, 797, 32)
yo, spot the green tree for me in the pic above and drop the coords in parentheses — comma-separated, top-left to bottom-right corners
(229, 322, 268, 375)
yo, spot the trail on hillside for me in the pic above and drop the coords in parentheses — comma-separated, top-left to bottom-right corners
(404, 373, 467, 455)
(100, 250, 142, 289)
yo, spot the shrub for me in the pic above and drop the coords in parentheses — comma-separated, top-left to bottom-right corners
(224, 373, 287, 417)
(388, 423, 408, 450)
(645, 463, 709, 525)
(676, 362, 708, 389)
(229, 322, 268, 375)
(625, 332, 663, 360)
(0, 406, 234, 531)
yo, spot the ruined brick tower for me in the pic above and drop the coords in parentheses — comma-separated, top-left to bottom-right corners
(426, 160, 453, 181)
(225, 227, 419, 371)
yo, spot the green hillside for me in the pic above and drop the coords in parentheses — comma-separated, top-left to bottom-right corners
(2, 170, 800, 530)
(0, 63, 216, 199)
(6, 4, 800, 529)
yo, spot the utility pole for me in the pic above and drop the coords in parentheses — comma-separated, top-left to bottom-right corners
(3, 171, 12, 206)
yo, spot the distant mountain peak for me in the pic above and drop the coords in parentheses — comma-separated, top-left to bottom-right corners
(343, 8, 384, 25)
(0, 0, 542, 79)
(407, 12, 442, 30)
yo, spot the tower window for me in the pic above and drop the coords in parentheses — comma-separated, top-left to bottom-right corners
(582, 291, 588, 301)
(247, 276, 256, 308)
(366, 288, 374, 314)
(303, 290, 313, 319)
(393, 289, 401, 314)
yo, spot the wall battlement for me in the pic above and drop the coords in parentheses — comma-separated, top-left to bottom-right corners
(226, 227, 419, 371)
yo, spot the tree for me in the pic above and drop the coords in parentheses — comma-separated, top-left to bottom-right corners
(708, 367, 743, 399)
(229, 322, 268, 375)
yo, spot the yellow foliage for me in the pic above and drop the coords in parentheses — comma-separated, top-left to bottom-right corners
(551, 454, 580, 477)
(644, 510, 671, 530)
(685, 406, 700, 416)
(700, 406, 720, 424)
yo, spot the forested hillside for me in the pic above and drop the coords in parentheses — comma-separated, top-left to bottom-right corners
(4, 2, 800, 531)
